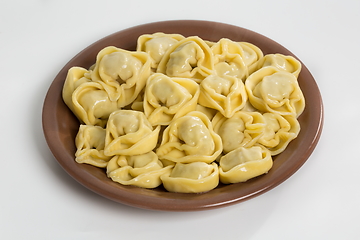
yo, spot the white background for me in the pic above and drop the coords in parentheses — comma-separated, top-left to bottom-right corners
(1, 0, 359, 239)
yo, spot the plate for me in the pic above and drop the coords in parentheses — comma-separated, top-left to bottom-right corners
(42, 20, 323, 211)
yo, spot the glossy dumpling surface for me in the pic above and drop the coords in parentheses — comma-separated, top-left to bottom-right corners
(75, 125, 111, 168)
(107, 151, 172, 188)
(156, 111, 222, 164)
(245, 67, 305, 116)
(219, 145, 273, 184)
(199, 74, 247, 118)
(104, 110, 160, 156)
(143, 73, 200, 126)
(161, 162, 219, 193)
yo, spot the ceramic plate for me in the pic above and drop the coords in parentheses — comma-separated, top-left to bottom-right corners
(42, 20, 323, 211)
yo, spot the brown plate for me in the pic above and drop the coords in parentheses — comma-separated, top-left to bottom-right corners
(42, 20, 323, 211)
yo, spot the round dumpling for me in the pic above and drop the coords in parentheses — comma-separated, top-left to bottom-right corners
(245, 66, 305, 117)
(104, 110, 160, 156)
(161, 162, 219, 193)
(219, 145, 273, 184)
(143, 73, 200, 126)
(91, 46, 152, 107)
(157, 36, 214, 82)
(198, 74, 247, 118)
(156, 111, 223, 164)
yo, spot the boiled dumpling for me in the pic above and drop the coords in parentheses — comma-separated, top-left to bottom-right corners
(70, 81, 119, 127)
(257, 113, 300, 155)
(219, 145, 273, 184)
(161, 162, 219, 193)
(157, 36, 214, 82)
(91, 46, 151, 107)
(212, 111, 265, 153)
(156, 111, 223, 164)
(75, 125, 111, 168)
(143, 73, 200, 126)
(249, 53, 301, 77)
(211, 38, 248, 80)
(245, 66, 305, 117)
(107, 151, 172, 188)
(104, 110, 160, 156)
(198, 74, 247, 118)
(136, 32, 185, 69)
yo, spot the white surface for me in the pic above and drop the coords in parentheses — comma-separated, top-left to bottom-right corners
(1, 0, 359, 239)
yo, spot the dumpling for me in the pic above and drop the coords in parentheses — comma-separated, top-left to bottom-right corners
(219, 145, 273, 184)
(70, 81, 119, 127)
(62, 67, 92, 114)
(238, 41, 264, 67)
(143, 73, 200, 126)
(198, 74, 247, 118)
(90, 46, 151, 107)
(157, 36, 214, 82)
(75, 125, 111, 168)
(156, 111, 223, 164)
(245, 66, 305, 117)
(257, 113, 300, 155)
(136, 32, 185, 69)
(104, 110, 160, 156)
(249, 53, 301, 77)
(106, 151, 172, 188)
(212, 111, 265, 153)
(211, 38, 248, 80)
(161, 162, 219, 193)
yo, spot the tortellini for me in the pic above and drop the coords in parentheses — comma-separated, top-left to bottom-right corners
(245, 66, 305, 117)
(75, 125, 111, 168)
(63, 33, 305, 193)
(104, 110, 160, 156)
(107, 151, 172, 188)
(156, 111, 223, 164)
(161, 162, 219, 193)
(157, 36, 214, 82)
(219, 145, 273, 184)
(199, 74, 247, 118)
(143, 73, 200, 125)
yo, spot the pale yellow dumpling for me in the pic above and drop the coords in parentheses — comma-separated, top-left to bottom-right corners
(104, 110, 160, 156)
(157, 36, 214, 82)
(107, 151, 173, 188)
(212, 111, 265, 153)
(198, 74, 247, 118)
(249, 53, 301, 77)
(156, 111, 223, 164)
(91, 46, 151, 107)
(161, 162, 219, 193)
(143, 73, 200, 126)
(211, 38, 248, 80)
(258, 113, 300, 155)
(219, 145, 273, 184)
(70, 81, 119, 127)
(136, 32, 185, 69)
(245, 66, 305, 117)
(75, 125, 111, 168)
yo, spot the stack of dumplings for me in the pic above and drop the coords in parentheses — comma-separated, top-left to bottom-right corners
(62, 32, 305, 193)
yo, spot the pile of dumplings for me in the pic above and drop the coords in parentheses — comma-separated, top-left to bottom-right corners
(62, 32, 305, 193)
